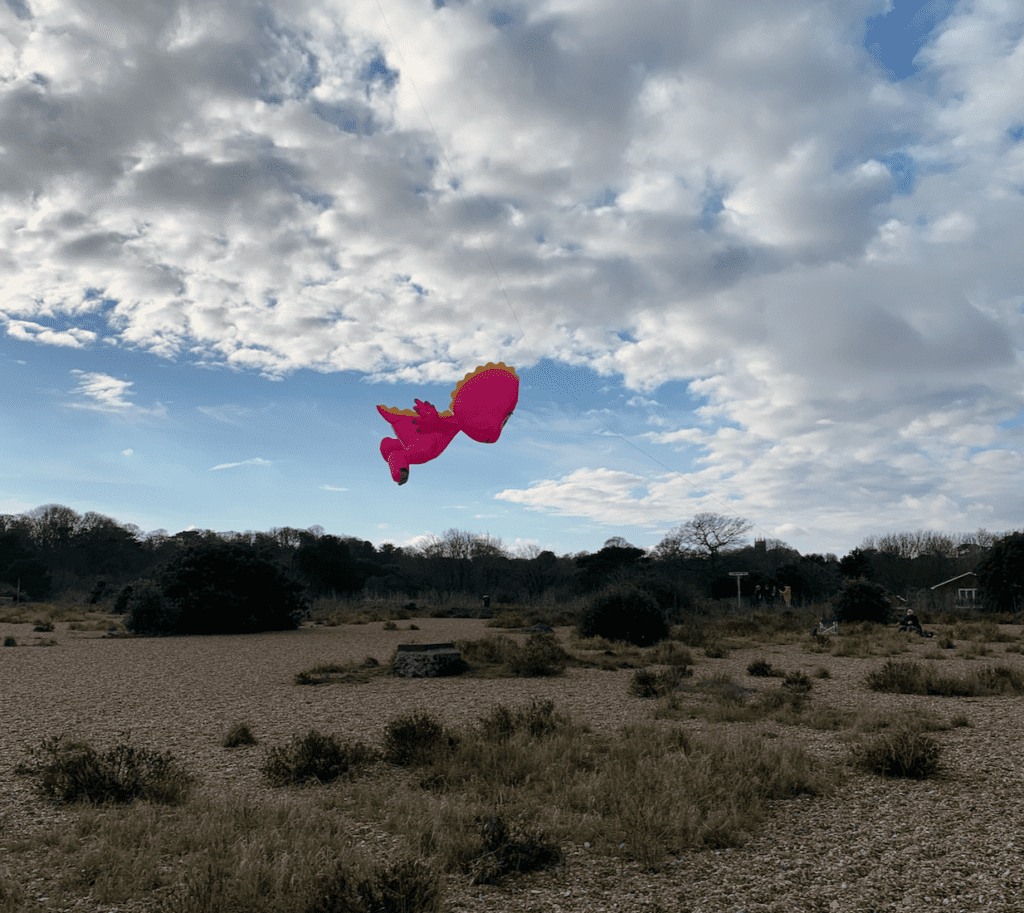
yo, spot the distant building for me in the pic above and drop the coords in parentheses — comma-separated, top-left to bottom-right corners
(930, 571, 980, 609)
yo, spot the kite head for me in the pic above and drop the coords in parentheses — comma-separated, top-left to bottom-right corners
(450, 362, 519, 443)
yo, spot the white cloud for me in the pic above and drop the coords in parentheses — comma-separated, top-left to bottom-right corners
(1, 0, 1022, 548)
(320, 484, 348, 491)
(209, 457, 273, 470)
(122, 448, 133, 456)
(67, 370, 166, 418)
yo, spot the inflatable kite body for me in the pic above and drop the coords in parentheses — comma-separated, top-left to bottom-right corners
(377, 362, 519, 485)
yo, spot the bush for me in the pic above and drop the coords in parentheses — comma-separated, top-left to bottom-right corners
(222, 723, 257, 748)
(833, 579, 892, 625)
(505, 632, 569, 676)
(14, 734, 194, 805)
(851, 726, 942, 779)
(306, 857, 442, 913)
(124, 581, 181, 636)
(782, 670, 812, 693)
(2, 637, 15, 647)
(747, 659, 774, 677)
(466, 814, 564, 886)
(262, 729, 378, 786)
(629, 666, 691, 698)
(129, 540, 307, 636)
(32, 620, 54, 632)
(382, 712, 459, 767)
(478, 700, 566, 741)
(113, 584, 134, 614)
(577, 585, 669, 648)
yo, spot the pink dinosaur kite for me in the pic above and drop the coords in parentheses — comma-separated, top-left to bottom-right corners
(377, 362, 519, 485)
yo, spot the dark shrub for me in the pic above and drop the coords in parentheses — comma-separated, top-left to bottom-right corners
(113, 585, 134, 615)
(262, 729, 377, 786)
(3, 636, 16, 647)
(851, 727, 942, 779)
(577, 585, 669, 648)
(833, 579, 892, 625)
(382, 712, 459, 767)
(125, 581, 181, 636)
(306, 857, 442, 913)
(975, 531, 1024, 613)
(467, 815, 564, 886)
(14, 735, 194, 805)
(130, 540, 307, 636)
(629, 667, 690, 698)
(505, 632, 569, 676)
(478, 699, 566, 740)
(782, 670, 812, 693)
(222, 723, 257, 748)
(865, 659, 928, 694)
(747, 659, 774, 677)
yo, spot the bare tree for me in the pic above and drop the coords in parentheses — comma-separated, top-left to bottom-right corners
(663, 512, 752, 575)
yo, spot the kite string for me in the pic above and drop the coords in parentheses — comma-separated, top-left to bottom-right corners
(371, 0, 778, 546)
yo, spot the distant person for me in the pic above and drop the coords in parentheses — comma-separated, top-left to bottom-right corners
(899, 608, 924, 635)
(782, 585, 792, 607)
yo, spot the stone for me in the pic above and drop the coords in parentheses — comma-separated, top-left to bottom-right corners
(393, 642, 467, 678)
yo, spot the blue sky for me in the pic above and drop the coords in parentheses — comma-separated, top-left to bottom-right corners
(1, 0, 1023, 558)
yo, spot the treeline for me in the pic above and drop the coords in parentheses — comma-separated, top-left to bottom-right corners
(0, 504, 1020, 614)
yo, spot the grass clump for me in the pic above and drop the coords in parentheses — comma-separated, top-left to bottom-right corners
(382, 712, 460, 767)
(32, 619, 55, 632)
(261, 729, 378, 787)
(0, 869, 25, 913)
(478, 700, 568, 741)
(222, 723, 258, 748)
(505, 632, 570, 677)
(305, 857, 442, 913)
(866, 659, 1024, 696)
(747, 658, 775, 677)
(294, 658, 382, 685)
(2, 637, 15, 647)
(466, 814, 564, 886)
(851, 726, 943, 779)
(782, 670, 812, 694)
(629, 666, 692, 698)
(14, 734, 195, 806)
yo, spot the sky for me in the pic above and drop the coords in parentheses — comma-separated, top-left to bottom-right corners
(1, 0, 1022, 560)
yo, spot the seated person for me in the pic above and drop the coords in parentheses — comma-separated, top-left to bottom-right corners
(897, 608, 924, 635)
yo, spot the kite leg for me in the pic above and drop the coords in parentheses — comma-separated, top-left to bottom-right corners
(388, 453, 410, 485)
(380, 437, 410, 485)
(380, 437, 403, 460)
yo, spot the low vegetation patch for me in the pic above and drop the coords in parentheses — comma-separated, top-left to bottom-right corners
(222, 723, 258, 748)
(629, 665, 693, 698)
(850, 725, 943, 779)
(382, 712, 461, 768)
(746, 658, 775, 677)
(262, 729, 379, 787)
(865, 659, 1024, 696)
(304, 856, 443, 913)
(294, 657, 382, 685)
(14, 734, 195, 806)
(466, 814, 564, 886)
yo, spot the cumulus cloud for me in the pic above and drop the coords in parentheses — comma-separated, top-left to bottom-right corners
(209, 457, 273, 471)
(2, 0, 1023, 545)
(67, 370, 166, 417)
(320, 484, 348, 491)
